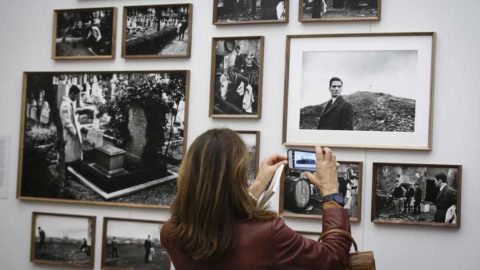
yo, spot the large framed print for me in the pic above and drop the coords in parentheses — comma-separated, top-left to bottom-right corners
(281, 161, 363, 224)
(299, 0, 381, 22)
(213, 0, 289, 25)
(102, 218, 170, 270)
(372, 163, 461, 228)
(31, 212, 96, 268)
(283, 33, 436, 150)
(235, 130, 260, 185)
(122, 4, 192, 58)
(52, 7, 117, 60)
(17, 71, 190, 209)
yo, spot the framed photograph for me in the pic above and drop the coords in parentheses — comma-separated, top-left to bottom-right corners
(236, 130, 260, 185)
(52, 7, 117, 60)
(299, 0, 381, 22)
(372, 163, 461, 228)
(17, 71, 190, 209)
(281, 161, 363, 223)
(213, 0, 289, 25)
(31, 212, 96, 268)
(102, 218, 170, 270)
(122, 4, 192, 58)
(209, 36, 264, 118)
(283, 33, 436, 150)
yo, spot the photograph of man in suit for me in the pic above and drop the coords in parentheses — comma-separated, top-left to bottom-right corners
(433, 172, 457, 223)
(316, 77, 353, 130)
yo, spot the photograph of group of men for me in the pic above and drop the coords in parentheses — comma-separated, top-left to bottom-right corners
(215, 0, 286, 23)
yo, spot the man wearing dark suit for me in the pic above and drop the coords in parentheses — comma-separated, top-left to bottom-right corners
(433, 173, 457, 223)
(413, 183, 422, 214)
(317, 77, 354, 130)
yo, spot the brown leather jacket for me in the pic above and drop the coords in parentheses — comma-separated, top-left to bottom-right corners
(161, 208, 351, 270)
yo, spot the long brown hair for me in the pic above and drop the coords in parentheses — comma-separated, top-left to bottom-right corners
(164, 128, 276, 262)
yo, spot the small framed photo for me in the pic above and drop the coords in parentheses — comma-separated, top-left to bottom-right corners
(213, 0, 289, 25)
(31, 212, 96, 267)
(281, 161, 363, 223)
(102, 218, 170, 269)
(299, 0, 381, 22)
(372, 163, 462, 228)
(52, 7, 117, 60)
(17, 71, 189, 209)
(209, 36, 264, 118)
(122, 4, 192, 58)
(235, 130, 260, 185)
(283, 33, 436, 150)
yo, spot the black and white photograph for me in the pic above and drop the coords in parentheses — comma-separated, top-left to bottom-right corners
(281, 161, 362, 222)
(210, 37, 263, 118)
(283, 33, 435, 149)
(52, 7, 116, 59)
(236, 131, 260, 185)
(372, 163, 461, 228)
(102, 218, 170, 270)
(31, 212, 95, 268)
(299, 0, 380, 22)
(214, 0, 288, 25)
(122, 4, 192, 58)
(17, 71, 189, 209)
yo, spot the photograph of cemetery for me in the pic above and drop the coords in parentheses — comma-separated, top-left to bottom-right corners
(18, 71, 189, 208)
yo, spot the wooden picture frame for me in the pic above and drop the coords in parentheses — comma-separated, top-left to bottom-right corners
(298, 0, 381, 22)
(372, 162, 461, 228)
(209, 36, 264, 119)
(101, 217, 170, 270)
(31, 212, 96, 268)
(283, 32, 436, 150)
(122, 4, 192, 59)
(17, 70, 190, 209)
(52, 7, 117, 60)
(213, 0, 289, 25)
(235, 130, 260, 185)
(280, 161, 363, 224)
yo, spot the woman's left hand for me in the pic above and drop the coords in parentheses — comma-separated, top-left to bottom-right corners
(249, 154, 288, 199)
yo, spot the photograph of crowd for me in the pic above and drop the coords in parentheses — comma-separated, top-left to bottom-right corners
(210, 37, 263, 118)
(18, 71, 189, 208)
(53, 7, 116, 59)
(102, 218, 170, 270)
(236, 131, 260, 185)
(372, 163, 461, 227)
(31, 212, 95, 267)
(300, 0, 380, 21)
(214, 0, 288, 24)
(123, 4, 192, 58)
(282, 162, 362, 222)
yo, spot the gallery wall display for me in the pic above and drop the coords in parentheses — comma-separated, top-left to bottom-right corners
(31, 212, 96, 268)
(283, 32, 436, 150)
(235, 130, 260, 185)
(102, 217, 170, 270)
(52, 7, 117, 60)
(122, 4, 192, 58)
(281, 161, 363, 223)
(372, 163, 461, 228)
(213, 0, 289, 25)
(17, 71, 190, 209)
(299, 0, 381, 22)
(209, 36, 264, 118)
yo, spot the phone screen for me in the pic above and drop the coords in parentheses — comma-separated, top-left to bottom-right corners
(288, 149, 316, 171)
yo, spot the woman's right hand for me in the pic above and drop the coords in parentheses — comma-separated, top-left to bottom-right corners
(304, 146, 339, 196)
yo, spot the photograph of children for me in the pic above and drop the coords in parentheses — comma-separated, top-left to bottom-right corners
(281, 161, 362, 222)
(236, 131, 260, 185)
(53, 7, 116, 59)
(300, 0, 380, 22)
(18, 71, 189, 208)
(372, 163, 461, 227)
(123, 4, 192, 58)
(210, 37, 263, 118)
(31, 212, 95, 268)
(214, 0, 288, 25)
(102, 218, 170, 270)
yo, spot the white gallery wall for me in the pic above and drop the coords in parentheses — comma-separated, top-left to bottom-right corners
(0, 0, 479, 269)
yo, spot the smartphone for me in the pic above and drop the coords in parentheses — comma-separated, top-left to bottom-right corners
(287, 149, 317, 171)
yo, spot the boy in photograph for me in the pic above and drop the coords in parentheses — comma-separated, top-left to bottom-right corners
(144, 235, 152, 263)
(38, 227, 46, 250)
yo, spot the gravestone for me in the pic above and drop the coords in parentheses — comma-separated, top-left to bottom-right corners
(126, 104, 147, 159)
